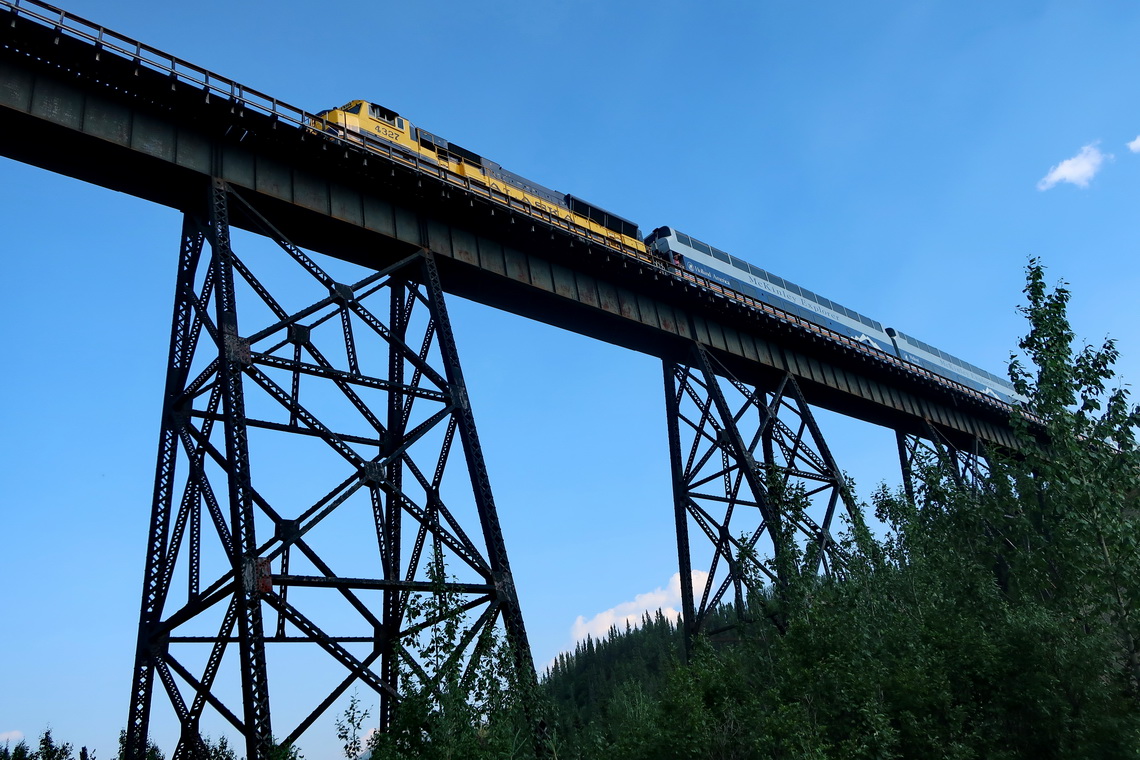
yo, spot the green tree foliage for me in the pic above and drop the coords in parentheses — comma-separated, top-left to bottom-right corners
(264, 740, 303, 760)
(542, 609, 682, 743)
(33, 731, 73, 760)
(361, 543, 535, 759)
(115, 730, 163, 760)
(541, 260, 1140, 759)
(0, 731, 80, 760)
(336, 692, 371, 759)
(198, 735, 237, 760)
(0, 739, 31, 760)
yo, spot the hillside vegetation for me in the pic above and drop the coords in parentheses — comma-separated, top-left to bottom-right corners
(10, 260, 1140, 759)
(533, 259, 1140, 759)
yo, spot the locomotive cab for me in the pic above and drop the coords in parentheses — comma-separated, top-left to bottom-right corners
(313, 100, 410, 148)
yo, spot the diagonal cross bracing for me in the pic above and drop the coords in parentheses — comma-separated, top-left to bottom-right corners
(664, 345, 858, 653)
(897, 421, 992, 503)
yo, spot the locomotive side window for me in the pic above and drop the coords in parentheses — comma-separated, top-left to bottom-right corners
(447, 142, 483, 167)
(341, 103, 362, 115)
(368, 103, 401, 126)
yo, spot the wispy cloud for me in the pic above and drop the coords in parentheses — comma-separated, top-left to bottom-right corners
(542, 570, 716, 673)
(0, 732, 25, 746)
(568, 570, 708, 645)
(1037, 142, 1110, 190)
(1128, 135, 1140, 153)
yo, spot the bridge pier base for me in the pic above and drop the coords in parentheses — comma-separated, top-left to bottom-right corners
(125, 181, 535, 760)
(663, 345, 855, 656)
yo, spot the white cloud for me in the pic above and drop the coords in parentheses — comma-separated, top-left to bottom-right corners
(1037, 142, 1110, 190)
(542, 570, 713, 673)
(1128, 135, 1140, 153)
(0, 731, 25, 746)
(568, 570, 709, 645)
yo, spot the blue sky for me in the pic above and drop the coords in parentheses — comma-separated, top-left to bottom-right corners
(3, 1, 1140, 756)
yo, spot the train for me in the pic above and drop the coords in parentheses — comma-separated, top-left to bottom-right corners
(312, 100, 1023, 407)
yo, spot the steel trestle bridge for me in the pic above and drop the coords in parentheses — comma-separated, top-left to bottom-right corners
(0, 1, 1020, 757)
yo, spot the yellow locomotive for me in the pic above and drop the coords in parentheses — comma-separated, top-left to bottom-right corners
(312, 100, 648, 258)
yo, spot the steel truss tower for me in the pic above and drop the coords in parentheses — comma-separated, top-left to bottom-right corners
(126, 181, 535, 760)
(897, 423, 991, 502)
(664, 345, 857, 650)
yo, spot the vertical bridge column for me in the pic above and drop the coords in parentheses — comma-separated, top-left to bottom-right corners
(664, 345, 856, 652)
(126, 181, 535, 760)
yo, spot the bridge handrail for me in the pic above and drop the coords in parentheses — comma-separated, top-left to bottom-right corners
(2, 0, 316, 130)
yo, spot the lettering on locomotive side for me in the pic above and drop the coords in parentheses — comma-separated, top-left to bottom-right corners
(373, 125, 401, 141)
(531, 198, 568, 220)
(482, 181, 571, 221)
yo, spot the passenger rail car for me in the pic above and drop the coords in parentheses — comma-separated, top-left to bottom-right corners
(646, 227, 1023, 405)
(886, 329, 1021, 404)
(313, 99, 1022, 410)
(647, 227, 895, 353)
(312, 101, 644, 255)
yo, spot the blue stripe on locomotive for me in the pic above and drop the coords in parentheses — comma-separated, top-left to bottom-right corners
(682, 259, 893, 354)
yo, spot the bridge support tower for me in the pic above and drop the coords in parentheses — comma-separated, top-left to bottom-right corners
(126, 181, 535, 760)
(664, 346, 857, 654)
